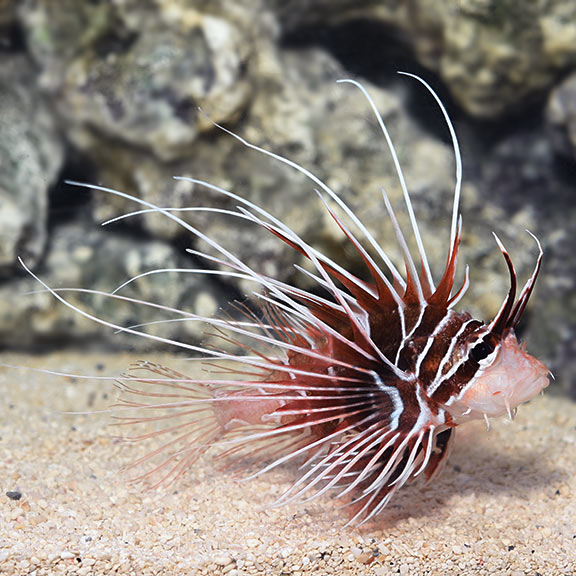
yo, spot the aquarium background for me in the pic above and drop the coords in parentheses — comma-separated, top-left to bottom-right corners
(0, 0, 575, 397)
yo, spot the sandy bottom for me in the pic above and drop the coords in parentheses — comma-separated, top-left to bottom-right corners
(0, 353, 574, 576)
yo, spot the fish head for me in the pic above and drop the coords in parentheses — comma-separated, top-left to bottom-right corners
(447, 329, 550, 423)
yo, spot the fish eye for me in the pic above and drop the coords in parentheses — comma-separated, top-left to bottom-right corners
(470, 340, 495, 362)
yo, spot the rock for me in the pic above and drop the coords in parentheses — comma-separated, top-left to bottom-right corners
(0, 0, 16, 32)
(0, 54, 64, 277)
(0, 0, 563, 395)
(85, 44, 524, 330)
(547, 71, 576, 161)
(80, 46, 469, 301)
(18, 0, 280, 239)
(19, 0, 274, 159)
(0, 221, 230, 351)
(59, 14, 251, 162)
(13, 0, 538, 316)
(273, 0, 576, 118)
(410, 0, 564, 117)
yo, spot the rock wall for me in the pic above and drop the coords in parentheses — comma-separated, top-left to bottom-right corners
(1, 1, 575, 396)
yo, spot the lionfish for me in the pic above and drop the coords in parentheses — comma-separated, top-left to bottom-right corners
(26, 73, 550, 524)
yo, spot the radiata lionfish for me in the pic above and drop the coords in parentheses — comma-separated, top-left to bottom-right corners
(25, 73, 549, 524)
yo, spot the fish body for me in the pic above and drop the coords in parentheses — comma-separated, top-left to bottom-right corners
(29, 74, 549, 524)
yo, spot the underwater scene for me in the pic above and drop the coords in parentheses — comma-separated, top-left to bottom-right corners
(1, 2, 575, 575)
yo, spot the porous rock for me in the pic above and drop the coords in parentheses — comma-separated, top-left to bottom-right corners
(0, 54, 64, 277)
(20, 0, 261, 161)
(0, 221, 228, 351)
(411, 0, 576, 117)
(70, 44, 522, 321)
(0, 0, 562, 381)
(272, 0, 576, 118)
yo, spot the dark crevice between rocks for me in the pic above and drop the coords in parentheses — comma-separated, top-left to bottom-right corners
(282, 19, 418, 81)
(0, 19, 26, 53)
(90, 21, 138, 60)
(48, 154, 97, 230)
(49, 149, 168, 246)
